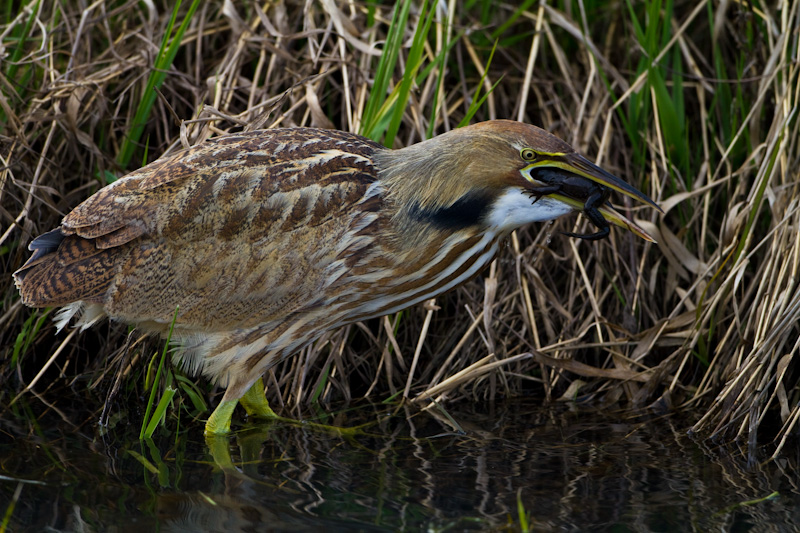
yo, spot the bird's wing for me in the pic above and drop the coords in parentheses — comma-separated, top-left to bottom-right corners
(16, 129, 385, 326)
(62, 129, 383, 246)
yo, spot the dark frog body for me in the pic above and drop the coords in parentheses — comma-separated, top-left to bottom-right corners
(527, 168, 612, 240)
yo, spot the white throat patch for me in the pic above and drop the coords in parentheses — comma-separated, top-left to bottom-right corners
(487, 188, 573, 232)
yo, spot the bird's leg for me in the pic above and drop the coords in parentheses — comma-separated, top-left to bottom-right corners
(204, 377, 278, 435)
(205, 399, 238, 435)
(238, 377, 278, 419)
(205, 377, 374, 438)
(562, 190, 610, 241)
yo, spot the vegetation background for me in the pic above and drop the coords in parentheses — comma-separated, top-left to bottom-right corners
(1, 0, 798, 453)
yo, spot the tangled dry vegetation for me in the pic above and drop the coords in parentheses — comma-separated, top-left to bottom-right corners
(1, 1, 798, 453)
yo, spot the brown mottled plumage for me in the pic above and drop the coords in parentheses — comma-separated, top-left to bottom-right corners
(14, 120, 660, 434)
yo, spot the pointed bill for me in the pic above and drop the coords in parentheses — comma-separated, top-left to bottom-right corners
(561, 153, 663, 213)
(547, 193, 657, 243)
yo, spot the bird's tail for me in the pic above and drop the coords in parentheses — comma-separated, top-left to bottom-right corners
(14, 228, 116, 308)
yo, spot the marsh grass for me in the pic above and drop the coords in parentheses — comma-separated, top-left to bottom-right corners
(1, 1, 798, 455)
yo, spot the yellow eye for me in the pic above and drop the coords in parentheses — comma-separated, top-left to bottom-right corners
(520, 148, 536, 161)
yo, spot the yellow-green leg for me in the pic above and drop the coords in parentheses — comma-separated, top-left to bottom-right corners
(204, 399, 237, 435)
(204, 377, 372, 438)
(204, 378, 277, 435)
(239, 377, 277, 418)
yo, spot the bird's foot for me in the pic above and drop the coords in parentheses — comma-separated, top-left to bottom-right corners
(204, 376, 372, 438)
(204, 399, 237, 436)
(238, 377, 278, 419)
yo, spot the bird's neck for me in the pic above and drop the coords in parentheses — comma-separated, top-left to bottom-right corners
(372, 133, 573, 239)
(372, 131, 511, 215)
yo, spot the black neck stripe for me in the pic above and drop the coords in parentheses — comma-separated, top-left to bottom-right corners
(408, 191, 492, 231)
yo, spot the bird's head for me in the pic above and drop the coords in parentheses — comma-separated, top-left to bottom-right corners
(376, 120, 660, 241)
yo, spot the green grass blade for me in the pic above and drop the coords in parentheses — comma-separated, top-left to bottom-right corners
(139, 306, 179, 440)
(516, 488, 530, 532)
(174, 373, 208, 413)
(116, 0, 201, 171)
(11, 309, 50, 367)
(384, 0, 435, 148)
(1, 0, 42, 124)
(0, 483, 22, 533)
(425, 22, 458, 140)
(310, 365, 331, 405)
(4, 0, 41, 86)
(490, 0, 537, 40)
(360, 0, 413, 139)
(457, 40, 501, 128)
(143, 386, 177, 439)
(126, 449, 160, 475)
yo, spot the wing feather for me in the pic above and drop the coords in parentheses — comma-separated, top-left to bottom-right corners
(15, 128, 386, 329)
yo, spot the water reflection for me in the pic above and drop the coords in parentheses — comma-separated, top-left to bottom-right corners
(1, 399, 798, 531)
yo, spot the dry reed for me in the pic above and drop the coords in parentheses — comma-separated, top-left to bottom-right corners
(1, 1, 798, 454)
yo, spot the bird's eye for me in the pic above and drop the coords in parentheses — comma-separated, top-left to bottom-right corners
(520, 148, 536, 161)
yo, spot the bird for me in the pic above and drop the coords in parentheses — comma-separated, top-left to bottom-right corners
(13, 120, 661, 435)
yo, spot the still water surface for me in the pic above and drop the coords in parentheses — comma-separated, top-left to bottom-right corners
(1, 398, 798, 531)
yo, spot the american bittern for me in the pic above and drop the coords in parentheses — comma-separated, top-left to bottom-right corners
(14, 120, 660, 434)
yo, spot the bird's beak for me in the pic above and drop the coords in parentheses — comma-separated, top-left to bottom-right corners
(527, 152, 662, 242)
(561, 153, 662, 213)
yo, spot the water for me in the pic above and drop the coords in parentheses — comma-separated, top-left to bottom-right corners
(1, 398, 798, 531)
